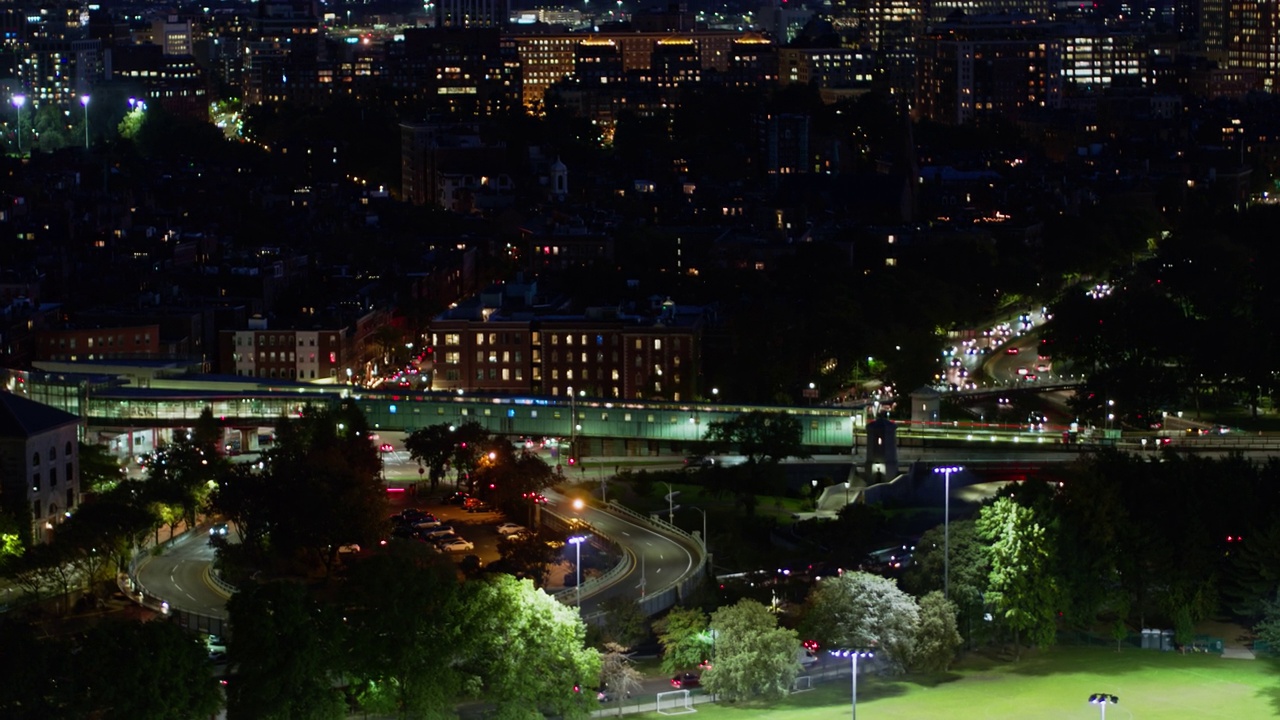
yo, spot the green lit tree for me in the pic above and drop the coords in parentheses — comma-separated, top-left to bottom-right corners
(909, 591, 963, 672)
(903, 519, 990, 645)
(460, 575, 600, 720)
(977, 495, 1060, 660)
(654, 606, 713, 674)
(0, 511, 23, 565)
(703, 599, 800, 702)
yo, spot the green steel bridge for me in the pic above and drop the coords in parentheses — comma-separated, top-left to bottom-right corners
(5, 369, 1137, 454)
(8, 370, 871, 454)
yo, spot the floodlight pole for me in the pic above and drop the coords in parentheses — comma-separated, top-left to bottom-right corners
(933, 465, 963, 601)
(831, 648, 874, 720)
(569, 535, 587, 606)
(1089, 693, 1119, 720)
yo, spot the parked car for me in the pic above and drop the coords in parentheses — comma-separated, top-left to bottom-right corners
(410, 515, 443, 529)
(444, 492, 470, 505)
(671, 673, 701, 689)
(496, 523, 526, 535)
(438, 538, 475, 552)
(203, 633, 227, 662)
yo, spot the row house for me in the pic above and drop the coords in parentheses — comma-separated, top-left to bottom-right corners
(34, 323, 161, 362)
(218, 321, 351, 382)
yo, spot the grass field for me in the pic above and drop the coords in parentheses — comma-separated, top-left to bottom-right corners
(636, 647, 1280, 720)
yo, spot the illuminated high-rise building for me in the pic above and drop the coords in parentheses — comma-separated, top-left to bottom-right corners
(244, 0, 323, 105)
(917, 15, 1060, 124)
(926, 0, 1050, 23)
(1220, 1, 1280, 90)
(436, 0, 510, 28)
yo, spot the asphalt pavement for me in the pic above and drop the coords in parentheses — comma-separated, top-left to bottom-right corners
(134, 524, 230, 618)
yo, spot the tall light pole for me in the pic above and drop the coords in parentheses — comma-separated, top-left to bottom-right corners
(662, 481, 677, 524)
(11, 94, 25, 155)
(831, 648, 874, 720)
(1089, 693, 1118, 720)
(568, 535, 587, 606)
(689, 505, 707, 552)
(80, 94, 90, 148)
(933, 465, 963, 601)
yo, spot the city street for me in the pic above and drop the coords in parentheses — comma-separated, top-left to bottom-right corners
(134, 524, 229, 618)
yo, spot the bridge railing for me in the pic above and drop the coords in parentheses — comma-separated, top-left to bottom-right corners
(545, 506, 634, 606)
(119, 525, 230, 636)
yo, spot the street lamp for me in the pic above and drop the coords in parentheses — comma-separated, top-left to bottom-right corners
(568, 535, 587, 606)
(689, 505, 707, 552)
(80, 94, 89, 148)
(662, 481, 677, 524)
(1089, 693, 1119, 720)
(11, 94, 25, 154)
(830, 648, 874, 720)
(932, 465, 963, 601)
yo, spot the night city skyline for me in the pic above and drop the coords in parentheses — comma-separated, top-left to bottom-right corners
(4, 0, 1280, 718)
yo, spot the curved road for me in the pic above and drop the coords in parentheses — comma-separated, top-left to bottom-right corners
(135, 527, 230, 618)
(135, 481, 701, 622)
(543, 487, 700, 615)
(137, 442, 1280, 620)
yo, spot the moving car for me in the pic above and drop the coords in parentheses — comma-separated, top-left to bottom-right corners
(671, 672, 701, 689)
(496, 523, 526, 535)
(423, 526, 456, 540)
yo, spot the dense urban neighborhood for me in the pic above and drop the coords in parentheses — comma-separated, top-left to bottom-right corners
(4, 0, 1280, 718)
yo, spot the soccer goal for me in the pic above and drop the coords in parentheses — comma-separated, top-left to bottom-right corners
(792, 675, 813, 692)
(656, 689, 696, 715)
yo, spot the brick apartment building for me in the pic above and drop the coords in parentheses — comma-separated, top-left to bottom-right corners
(429, 297, 704, 402)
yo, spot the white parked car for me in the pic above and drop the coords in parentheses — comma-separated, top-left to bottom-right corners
(496, 523, 526, 536)
(423, 526, 456, 540)
(438, 538, 475, 552)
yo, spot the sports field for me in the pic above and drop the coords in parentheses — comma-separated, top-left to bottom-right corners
(642, 647, 1280, 720)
